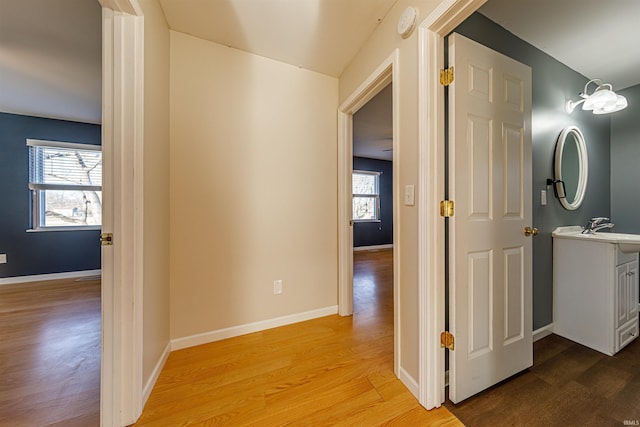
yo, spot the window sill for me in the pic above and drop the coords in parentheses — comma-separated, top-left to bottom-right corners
(353, 220, 382, 224)
(27, 226, 102, 233)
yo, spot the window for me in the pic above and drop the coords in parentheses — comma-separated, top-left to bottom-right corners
(352, 170, 380, 222)
(27, 139, 102, 231)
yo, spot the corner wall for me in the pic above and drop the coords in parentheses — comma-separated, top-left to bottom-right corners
(339, 0, 450, 385)
(169, 31, 339, 340)
(139, 0, 171, 389)
(611, 84, 640, 234)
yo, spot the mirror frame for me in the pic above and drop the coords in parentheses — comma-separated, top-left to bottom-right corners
(554, 125, 588, 210)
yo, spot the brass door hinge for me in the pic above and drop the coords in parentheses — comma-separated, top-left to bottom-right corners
(100, 233, 113, 246)
(440, 67, 454, 86)
(440, 331, 455, 350)
(440, 200, 454, 217)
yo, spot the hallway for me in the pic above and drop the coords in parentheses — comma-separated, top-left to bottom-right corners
(135, 249, 461, 425)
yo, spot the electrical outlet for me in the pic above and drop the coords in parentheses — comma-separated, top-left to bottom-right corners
(273, 279, 283, 295)
(0, 254, 6, 264)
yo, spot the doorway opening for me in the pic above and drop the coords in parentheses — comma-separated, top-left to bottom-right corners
(351, 83, 394, 341)
(338, 51, 400, 376)
(0, 1, 103, 424)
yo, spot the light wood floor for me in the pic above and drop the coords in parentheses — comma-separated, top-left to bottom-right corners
(0, 277, 101, 426)
(136, 249, 462, 426)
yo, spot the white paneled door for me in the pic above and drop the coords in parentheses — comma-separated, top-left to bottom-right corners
(448, 33, 533, 403)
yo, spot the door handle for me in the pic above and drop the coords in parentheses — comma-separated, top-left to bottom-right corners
(524, 226, 538, 237)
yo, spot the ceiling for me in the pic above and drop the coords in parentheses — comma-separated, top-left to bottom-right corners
(158, 0, 399, 77)
(478, 0, 640, 90)
(1, 0, 638, 129)
(353, 84, 392, 161)
(0, 0, 102, 124)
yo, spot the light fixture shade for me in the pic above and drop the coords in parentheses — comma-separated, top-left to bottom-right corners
(567, 78, 628, 115)
(593, 94, 628, 115)
(582, 87, 617, 111)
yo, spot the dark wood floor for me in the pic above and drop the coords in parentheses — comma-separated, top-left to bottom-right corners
(0, 277, 101, 426)
(446, 332, 640, 426)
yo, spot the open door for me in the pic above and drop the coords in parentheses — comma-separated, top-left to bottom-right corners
(448, 33, 533, 403)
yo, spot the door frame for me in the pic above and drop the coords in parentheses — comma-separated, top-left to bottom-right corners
(416, 0, 488, 410)
(338, 50, 400, 375)
(99, 0, 145, 425)
(337, 0, 488, 409)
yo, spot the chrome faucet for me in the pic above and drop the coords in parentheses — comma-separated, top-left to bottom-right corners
(582, 217, 615, 234)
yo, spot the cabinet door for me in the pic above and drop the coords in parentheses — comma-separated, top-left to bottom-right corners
(628, 261, 638, 320)
(616, 263, 631, 329)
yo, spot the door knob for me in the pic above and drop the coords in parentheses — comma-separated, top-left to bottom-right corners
(524, 226, 538, 237)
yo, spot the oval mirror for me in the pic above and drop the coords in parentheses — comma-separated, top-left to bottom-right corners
(554, 126, 588, 210)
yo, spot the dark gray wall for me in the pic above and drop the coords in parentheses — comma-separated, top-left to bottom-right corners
(611, 84, 640, 233)
(353, 157, 393, 247)
(0, 112, 101, 278)
(455, 13, 611, 329)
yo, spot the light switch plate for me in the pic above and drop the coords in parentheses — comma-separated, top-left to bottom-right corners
(0, 254, 6, 264)
(404, 185, 415, 206)
(541, 190, 547, 206)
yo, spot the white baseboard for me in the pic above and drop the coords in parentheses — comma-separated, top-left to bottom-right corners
(353, 244, 393, 252)
(398, 366, 420, 398)
(142, 342, 171, 406)
(0, 269, 102, 286)
(533, 323, 554, 342)
(171, 305, 339, 351)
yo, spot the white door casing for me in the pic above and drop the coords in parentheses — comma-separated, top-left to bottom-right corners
(100, 1, 144, 425)
(448, 33, 533, 403)
(416, 0, 489, 409)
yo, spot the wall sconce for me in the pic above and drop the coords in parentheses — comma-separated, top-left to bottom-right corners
(566, 78, 628, 114)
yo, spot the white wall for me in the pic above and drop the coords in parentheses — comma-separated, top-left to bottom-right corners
(169, 31, 339, 340)
(339, 0, 444, 382)
(139, 0, 171, 386)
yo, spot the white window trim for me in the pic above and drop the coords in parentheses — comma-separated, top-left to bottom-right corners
(27, 226, 102, 233)
(27, 138, 102, 151)
(352, 170, 381, 222)
(27, 139, 102, 232)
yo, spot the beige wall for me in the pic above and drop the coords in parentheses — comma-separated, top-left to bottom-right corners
(139, 0, 171, 385)
(169, 31, 339, 339)
(339, 0, 443, 381)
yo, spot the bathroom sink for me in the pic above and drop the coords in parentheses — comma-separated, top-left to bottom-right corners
(552, 226, 640, 253)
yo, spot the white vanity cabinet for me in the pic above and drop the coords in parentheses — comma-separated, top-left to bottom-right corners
(553, 236, 639, 356)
